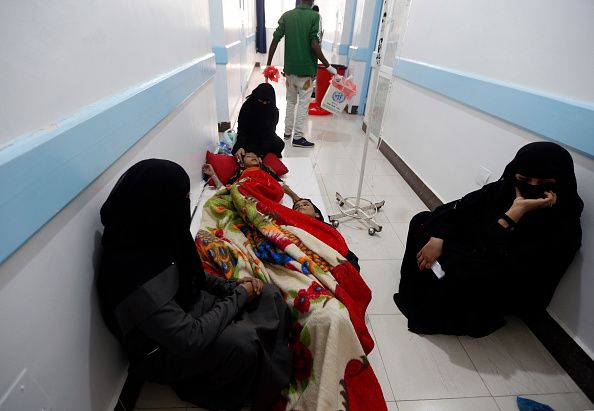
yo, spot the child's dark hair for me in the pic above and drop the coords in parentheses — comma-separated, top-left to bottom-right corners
(293, 198, 325, 222)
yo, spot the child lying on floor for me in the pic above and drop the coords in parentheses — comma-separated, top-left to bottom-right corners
(202, 152, 281, 189)
(203, 155, 360, 272)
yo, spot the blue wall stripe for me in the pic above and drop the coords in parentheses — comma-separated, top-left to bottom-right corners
(337, 43, 350, 56)
(322, 39, 333, 51)
(349, 46, 371, 62)
(393, 58, 594, 158)
(212, 40, 241, 65)
(0, 53, 216, 264)
(246, 32, 256, 44)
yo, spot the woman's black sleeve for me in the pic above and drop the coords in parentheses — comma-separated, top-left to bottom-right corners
(137, 287, 248, 358)
(203, 272, 238, 296)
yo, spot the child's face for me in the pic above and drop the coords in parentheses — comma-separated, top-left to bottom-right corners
(293, 199, 319, 219)
(242, 152, 261, 167)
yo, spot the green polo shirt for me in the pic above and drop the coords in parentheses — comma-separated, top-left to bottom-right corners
(272, 4, 322, 76)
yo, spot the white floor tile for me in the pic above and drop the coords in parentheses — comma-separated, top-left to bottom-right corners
(315, 156, 361, 175)
(359, 259, 402, 315)
(367, 174, 419, 197)
(386, 401, 400, 410)
(374, 195, 429, 223)
(494, 393, 594, 411)
(370, 315, 490, 400)
(366, 157, 400, 176)
(320, 173, 375, 197)
(338, 221, 405, 260)
(459, 317, 580, 396)
(368, 327, 397, 402)
(391, 222, 410, 245)
(396, 397, 500, 411)
(316, 141, 356, 159)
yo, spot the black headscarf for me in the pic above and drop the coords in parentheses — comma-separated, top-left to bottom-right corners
(249, 82, 276, 106)
(502, 142, 584, 215)
(98, 159, 205, 327)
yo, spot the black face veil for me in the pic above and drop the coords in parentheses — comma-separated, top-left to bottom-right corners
(502, 142, 583, 214)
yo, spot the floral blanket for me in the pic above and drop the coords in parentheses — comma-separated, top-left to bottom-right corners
(195, 167, 387, 411)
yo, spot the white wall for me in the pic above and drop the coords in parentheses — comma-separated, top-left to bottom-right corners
(0, 1, 218, 410)
(210, 0, 258, 126)
(0, 0, 211, 147)
(380, 0, 594, 358)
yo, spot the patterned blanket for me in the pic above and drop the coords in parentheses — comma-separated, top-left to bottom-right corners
(195, 167, 386, 411)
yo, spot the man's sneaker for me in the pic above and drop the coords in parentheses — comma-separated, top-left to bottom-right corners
(292, 137, 315, 148)
(283, 133, 292, 139)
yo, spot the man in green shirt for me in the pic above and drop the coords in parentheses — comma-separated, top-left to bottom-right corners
(267, 0, 336, 148)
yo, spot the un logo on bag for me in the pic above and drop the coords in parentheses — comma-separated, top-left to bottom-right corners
(332, 91, 345, 103)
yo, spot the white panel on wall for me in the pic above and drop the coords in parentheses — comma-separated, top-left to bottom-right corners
(0, 0, 212, 146)
(399, 0, 594, 102)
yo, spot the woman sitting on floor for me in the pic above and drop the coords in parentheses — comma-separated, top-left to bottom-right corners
(97, 159, 292, 411)
(393, 142, 583, 337)
(232, 83, 285, 159)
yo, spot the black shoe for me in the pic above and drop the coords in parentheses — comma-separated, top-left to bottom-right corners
(283, 133, 292, 139)
(292, 137, 315, 147)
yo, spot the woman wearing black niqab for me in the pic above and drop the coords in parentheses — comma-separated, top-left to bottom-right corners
(233, 83, 285, 158)
(393, 142, 583, 337)
(98, 159, 292, 410)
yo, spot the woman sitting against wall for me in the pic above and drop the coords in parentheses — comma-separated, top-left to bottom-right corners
(232, 83, 285, 159)
(97, 159, 292, 411)
(394, 142, 583, 337)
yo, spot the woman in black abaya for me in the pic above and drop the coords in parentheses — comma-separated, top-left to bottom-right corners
(393, 142, 583, 337)
(97, 159, 292, 410)
(232, 83, 285, 159)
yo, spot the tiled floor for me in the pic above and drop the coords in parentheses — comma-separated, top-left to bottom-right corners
(133, 68, 593, 410)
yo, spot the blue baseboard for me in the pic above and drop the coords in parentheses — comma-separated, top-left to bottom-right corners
(393, 58, 594, 158)
(0, 53, 216, 264)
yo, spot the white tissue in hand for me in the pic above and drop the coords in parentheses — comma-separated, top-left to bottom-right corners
(431, 261, 445, 279)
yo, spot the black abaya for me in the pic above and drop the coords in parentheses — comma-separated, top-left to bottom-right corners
(233, 83, 285, 158)
(98, 159, 292, 410)
(394, 143, 583, 337)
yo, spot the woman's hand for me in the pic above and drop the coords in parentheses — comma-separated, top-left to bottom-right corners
(416, 237, 444, 270)
(239, 281, 257, 302)
(202, 164, 215, 176)
(506, 188, 557, 223)
(235, 148, 245, 162)
(237, 277, 263, 297)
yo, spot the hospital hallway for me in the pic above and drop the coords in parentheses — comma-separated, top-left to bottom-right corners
(1, 1, 593, 411)
(128, 67, 593, 411)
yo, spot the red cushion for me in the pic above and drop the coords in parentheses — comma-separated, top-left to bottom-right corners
(263, 153, 289, 176)
(205, 151, 239, 186)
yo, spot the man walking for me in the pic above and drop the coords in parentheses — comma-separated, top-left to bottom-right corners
(266, 0, 336, 148)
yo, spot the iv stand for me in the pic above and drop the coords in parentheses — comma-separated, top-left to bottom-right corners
(328, 122, 385, 235)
